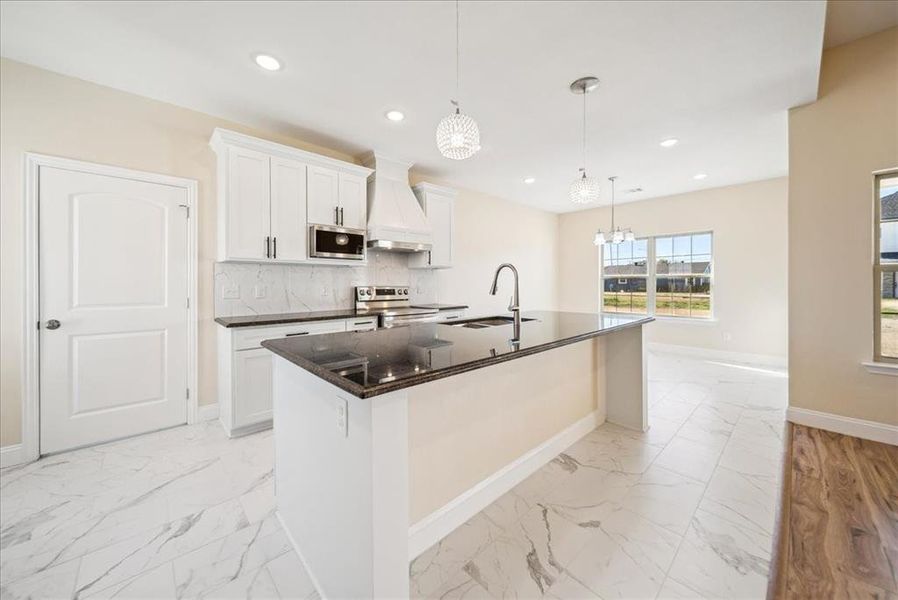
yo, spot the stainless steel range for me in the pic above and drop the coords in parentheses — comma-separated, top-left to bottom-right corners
(355, 286, 441, 328)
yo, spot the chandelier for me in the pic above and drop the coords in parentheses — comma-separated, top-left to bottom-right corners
(593, 176, 635, 245)
(569, 76, 601, 203)
(436, 1, 481, 160)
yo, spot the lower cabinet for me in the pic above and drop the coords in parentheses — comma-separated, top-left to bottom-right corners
(217, 317, 376, 437)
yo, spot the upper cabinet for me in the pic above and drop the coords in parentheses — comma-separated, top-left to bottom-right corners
(211, 129, 372, 263)
(409, 183, 457, 269)
(305, 167, 366, 230)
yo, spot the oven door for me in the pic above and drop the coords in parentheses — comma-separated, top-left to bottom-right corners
(309, 225, 366, 260)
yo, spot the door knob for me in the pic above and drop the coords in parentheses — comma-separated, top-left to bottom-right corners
(46, 319, 61, 330)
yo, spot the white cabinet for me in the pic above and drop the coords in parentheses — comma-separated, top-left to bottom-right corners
(338, 172, 367, 229)
(218, 318, 354, 437)
(270, 156, 308, 262)
(409, 183, 457, 269)
(307, 167, 368, 229)
(212, 129, 372, 262)
(307, 166, 340, 226)
(226, 147, 271, 261)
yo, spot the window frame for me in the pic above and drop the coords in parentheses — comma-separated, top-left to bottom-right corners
(600, 230, 714, 321)
(873, 169, 898, 363)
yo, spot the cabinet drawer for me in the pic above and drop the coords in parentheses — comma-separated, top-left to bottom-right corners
(234, 320, 347, 350)
(346, 317, 378, 332)
(438, 311, 465, 322)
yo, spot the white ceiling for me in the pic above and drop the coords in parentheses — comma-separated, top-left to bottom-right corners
(0, 1, 826, 213)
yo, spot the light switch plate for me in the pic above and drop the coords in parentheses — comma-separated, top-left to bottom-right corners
(335, 397, 348, 437)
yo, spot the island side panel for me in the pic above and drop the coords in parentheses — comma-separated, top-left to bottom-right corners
(272, 356, 409, 599)
(603, 323, 648, 431)
(407, 336, 606, 525)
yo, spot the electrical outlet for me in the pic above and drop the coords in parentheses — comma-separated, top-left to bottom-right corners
(335, 398, 348, 437)
(253, 284, 267, 299)
(222, 285, 240, 300)
(321, 286, 329, 297)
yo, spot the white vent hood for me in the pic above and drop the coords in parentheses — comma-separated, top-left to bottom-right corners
(362, 152, 432, 252)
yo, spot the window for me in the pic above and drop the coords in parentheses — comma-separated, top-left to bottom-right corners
(601, 232, 713, 319)
(875, 171, 898, 362)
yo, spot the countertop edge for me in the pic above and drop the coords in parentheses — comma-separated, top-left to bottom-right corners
(262, 316, 653, 399)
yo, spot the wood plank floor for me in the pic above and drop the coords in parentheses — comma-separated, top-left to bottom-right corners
(772, 424, 898, 599)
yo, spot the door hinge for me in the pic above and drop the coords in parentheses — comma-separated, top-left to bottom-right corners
(186, 297, 190, 309)
(36, 320, 41, 330)
(179, 204, 190, 218)
(186, 388, 190, 399)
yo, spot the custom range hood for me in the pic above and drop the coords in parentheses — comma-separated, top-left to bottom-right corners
(362, 152, 432, 252)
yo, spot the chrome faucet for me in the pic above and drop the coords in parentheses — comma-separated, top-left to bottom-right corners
(489, 263, 521, 342)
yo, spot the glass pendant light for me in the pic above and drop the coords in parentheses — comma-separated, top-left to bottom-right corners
(436, 0, 481, 160)
(593, 176, 636, 246)
(569, 76, 600, 204)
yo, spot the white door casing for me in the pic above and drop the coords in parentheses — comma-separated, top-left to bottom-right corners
(34, 160, 196, 455)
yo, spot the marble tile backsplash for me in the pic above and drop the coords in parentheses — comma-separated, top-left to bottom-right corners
(214, 252, 440, 317)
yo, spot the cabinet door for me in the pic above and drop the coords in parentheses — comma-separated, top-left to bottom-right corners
(270, 157, 308, 261)
(233, 348, 273, 428)
(227, 147, 271, 260)
(427, 194, 454, 267)
(307, 166, 340, 226)
(338, 172, 367, 230)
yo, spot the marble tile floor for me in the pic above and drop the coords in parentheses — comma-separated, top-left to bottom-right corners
(1, 351, 787, 599)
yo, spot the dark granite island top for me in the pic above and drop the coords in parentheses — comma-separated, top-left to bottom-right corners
(261, 311, 652, 398)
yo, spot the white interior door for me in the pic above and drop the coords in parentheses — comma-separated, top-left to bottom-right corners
(39, 166, 190, 454)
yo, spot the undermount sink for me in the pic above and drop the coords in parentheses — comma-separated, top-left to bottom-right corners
(447, 315, 537, 329)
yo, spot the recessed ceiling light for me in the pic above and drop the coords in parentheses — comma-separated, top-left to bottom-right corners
(254, 54, 281, 71)
(659, 138, 679, 148)
(523, 177, 536, 184)
(693, 173, 708, 180)
(385, 110, 405, 122)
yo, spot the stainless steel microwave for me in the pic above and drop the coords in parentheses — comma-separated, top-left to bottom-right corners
(309, 225, 367, 260)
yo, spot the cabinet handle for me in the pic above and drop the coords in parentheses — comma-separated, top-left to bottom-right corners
(334, 206, 339, 225)
(273, 237, 277, 259)
(339, 207, 344, 226)
(286, 331, 310, 337)
(265, 236, 270, 258)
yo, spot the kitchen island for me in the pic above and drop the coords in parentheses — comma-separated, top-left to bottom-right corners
(262, 311, 652, 598)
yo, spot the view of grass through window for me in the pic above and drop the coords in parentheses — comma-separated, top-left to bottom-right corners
(602, 232, 712, 318)
(877, 173, 898, 360)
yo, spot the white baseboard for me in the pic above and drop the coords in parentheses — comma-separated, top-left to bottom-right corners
(648, 342, 787, 369)
(276, 510, 327, 600)
(0, 444, 25, 469)
(197, 403, 220, 422)
(407, 410, 600, 560)
(787, 407, 898, 446)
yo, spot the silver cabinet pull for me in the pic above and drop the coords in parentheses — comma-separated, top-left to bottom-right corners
(46, 319, 61, 330)
(339, 207, 344, 226)
(273, 237, 277, 259)
(265, 236, 271, 258)
(286, 331, 310, 337)
(334, 206, 339, 225)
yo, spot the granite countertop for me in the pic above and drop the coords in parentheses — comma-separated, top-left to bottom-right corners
(261, 311, 653, 398)
(214, 303, 470, 328)
(214, 309, 369, 328)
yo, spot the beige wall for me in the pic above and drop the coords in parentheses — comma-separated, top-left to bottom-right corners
(558, 178, 789, 360)
(409, 175, 561, 316)
(0, 59, 560, 446)
(788, 27, 898, 426)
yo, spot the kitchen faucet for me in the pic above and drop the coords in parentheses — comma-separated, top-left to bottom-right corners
(489, 263, 521, 342)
